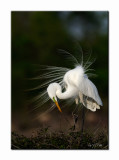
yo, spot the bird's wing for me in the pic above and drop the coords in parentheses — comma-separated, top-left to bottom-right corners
(86, 98, 100, 111)
(78, 78, 103, 106)
(79, 92, 100, 112)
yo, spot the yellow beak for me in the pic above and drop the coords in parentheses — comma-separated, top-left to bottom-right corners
(55, 101, 62, 113)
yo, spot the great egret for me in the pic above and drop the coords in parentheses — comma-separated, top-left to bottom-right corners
(47, 65, 102, 113)
(31, 49, 103, 131)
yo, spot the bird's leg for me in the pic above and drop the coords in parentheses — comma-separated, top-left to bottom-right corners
(72, 113, 78, 131)
(81, 106, 85, 134)
(72, 103, 79, 131)
(79, 93, 85, 134)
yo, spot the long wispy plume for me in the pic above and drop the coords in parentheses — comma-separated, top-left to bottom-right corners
(28, 47, 96, 114)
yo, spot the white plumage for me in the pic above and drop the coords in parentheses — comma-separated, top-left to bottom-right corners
(47, 65, 103, 112)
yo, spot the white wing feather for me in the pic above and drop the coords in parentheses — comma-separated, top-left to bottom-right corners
(79, 92, 100, 112)
(78, 77, 103, 106)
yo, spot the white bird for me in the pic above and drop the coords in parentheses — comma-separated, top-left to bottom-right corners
(47, 65, 103, 113)
(31, 49, 103, 116)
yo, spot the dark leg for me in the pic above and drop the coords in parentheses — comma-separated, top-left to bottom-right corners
(72, 104, 79, 131)
(81, 107, 85, 133)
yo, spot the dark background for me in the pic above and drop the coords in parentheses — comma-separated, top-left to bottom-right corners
(12, 11, 108, 136)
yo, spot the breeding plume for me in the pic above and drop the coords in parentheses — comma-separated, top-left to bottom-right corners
(31, 49, 103, 115)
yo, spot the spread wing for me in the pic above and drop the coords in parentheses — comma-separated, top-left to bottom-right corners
(78, 77, 103, 106)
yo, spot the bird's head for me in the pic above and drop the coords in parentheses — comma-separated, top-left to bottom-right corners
(47, 83, 62, 113)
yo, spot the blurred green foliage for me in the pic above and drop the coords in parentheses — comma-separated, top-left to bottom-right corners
(12, 11, 108, 113)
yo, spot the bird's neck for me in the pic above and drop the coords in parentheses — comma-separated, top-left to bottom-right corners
(56, 86, 77, 99)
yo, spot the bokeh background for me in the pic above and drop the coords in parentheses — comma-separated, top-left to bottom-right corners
(12, 11, 108, 136)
